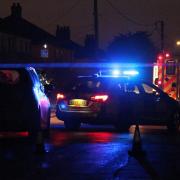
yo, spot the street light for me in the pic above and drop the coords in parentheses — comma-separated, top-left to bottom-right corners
(176, 41, 180, 46)
(43, 44, 48, 49)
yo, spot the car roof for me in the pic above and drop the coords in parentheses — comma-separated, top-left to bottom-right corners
(77, 75, 141, 83)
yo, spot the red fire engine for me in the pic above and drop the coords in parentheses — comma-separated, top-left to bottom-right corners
(153, 52, 180, 101)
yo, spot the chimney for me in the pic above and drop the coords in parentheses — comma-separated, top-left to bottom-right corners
(11, 3, 22, 18)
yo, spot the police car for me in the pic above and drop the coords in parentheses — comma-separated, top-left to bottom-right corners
(56, 69, 180, 132)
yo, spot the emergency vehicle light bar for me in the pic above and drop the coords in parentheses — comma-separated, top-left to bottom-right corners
(97, 69, 139, 77)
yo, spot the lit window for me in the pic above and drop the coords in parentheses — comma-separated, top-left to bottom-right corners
(40, 49, 49, 58)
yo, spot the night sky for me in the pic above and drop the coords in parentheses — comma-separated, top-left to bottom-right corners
(0, 0, 180, 49)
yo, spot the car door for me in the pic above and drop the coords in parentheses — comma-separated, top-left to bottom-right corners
(113, 81, 142, 123)
(139, 82, 167, 125)
(28, 68, 50, 129)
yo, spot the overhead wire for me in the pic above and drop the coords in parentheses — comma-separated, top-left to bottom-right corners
(74, 25, 94, 41)
(105, 0, 155, 27)
(45, 0, 82, 28)
(56, 0, 82, 21)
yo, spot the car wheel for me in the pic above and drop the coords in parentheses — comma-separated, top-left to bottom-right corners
(167, 111, 180, 133)
(64, 118, 81, 131)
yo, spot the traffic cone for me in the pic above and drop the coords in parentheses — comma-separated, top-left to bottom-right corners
(35, 131, 46, 154)
(128, 124, 146, 157)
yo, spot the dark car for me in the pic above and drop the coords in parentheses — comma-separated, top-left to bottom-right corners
(0, 67, 51, 140)
(56, 75, 180, 132)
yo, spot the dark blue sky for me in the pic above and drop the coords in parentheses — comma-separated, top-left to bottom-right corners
(1, 0, 180, 49)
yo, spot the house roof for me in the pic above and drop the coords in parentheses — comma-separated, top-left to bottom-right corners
(0, 3, 83, 54)
(0, 15, 55, 44)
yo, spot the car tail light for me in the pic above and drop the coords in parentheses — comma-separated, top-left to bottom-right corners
(91, 95, 108, 102)
(57, 93, 65, 100)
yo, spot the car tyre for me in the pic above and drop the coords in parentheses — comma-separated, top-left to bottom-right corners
(64, 118, 81, 131)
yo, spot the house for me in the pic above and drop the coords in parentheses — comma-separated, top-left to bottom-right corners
(0, 3, 75, 63)
(56, 25, 84, 59)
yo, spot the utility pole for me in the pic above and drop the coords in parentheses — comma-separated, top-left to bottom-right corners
(159, 20, 165, 89)
(94, 0, 99, 49)
(155, 20, 164, 52)
(160, 20, 164, 52)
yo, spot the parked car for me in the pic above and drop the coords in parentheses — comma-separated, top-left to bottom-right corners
(56, 74, 180, 132)
(0, 67, 51, 140)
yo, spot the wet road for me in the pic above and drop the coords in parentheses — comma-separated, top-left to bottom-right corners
(0, 115, 180, 180)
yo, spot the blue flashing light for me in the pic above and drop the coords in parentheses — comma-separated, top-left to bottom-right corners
(112, 70, 120, 77)
(97, 69, 139, 78)
(0, 62, 153, 69)
(123, 70, 139, 76)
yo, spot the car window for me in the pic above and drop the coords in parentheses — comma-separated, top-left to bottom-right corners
(125, 83, 140, 94)
(71, 79, 104, 92)
(142, 83, 159, 95)
(0, 70, 20, 85)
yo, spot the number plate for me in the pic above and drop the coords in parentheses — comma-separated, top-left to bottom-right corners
(69, 99, 87, 107)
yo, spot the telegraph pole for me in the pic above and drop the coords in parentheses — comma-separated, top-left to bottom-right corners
(160, 20, 164, 52)
(155, 20, 164, 52)
(160, 20, 165, 89)
(94, 0, 99, 49)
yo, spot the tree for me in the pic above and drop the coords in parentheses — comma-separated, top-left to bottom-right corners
(107, 31, 158, 81)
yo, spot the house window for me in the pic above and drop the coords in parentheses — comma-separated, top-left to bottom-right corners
(1, 38, 6, 52)
(8, 38, 12, 52)
(25, 42, 29, 52)
(20, 40, 23, 52)
(0, 38, 2, 52)
(40, 49, 49, 58)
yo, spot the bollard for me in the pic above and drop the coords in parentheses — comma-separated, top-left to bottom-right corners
(128, 124, 146, 157)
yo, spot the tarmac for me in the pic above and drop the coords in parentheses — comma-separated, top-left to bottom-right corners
(49, 112, 180, 180)
(116, 131, 180, 180)
(0, 113, 180, 180)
